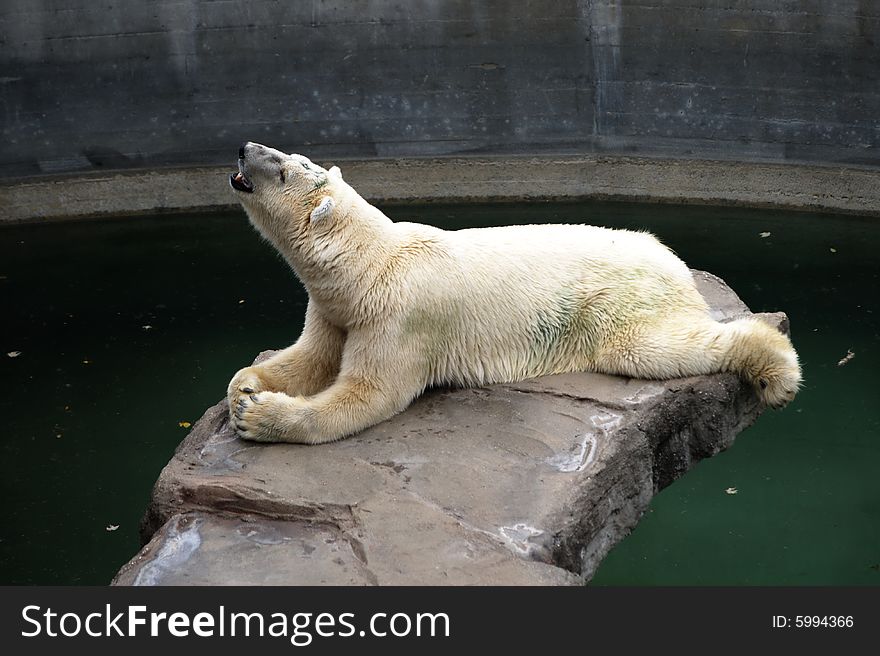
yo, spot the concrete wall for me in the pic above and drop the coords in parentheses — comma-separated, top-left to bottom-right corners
(1, 0, 878, 178)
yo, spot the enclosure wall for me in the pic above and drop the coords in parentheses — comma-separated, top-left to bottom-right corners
(2, 0, 878, 178)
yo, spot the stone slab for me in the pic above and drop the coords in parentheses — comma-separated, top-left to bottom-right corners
(114, 271, 786, 585)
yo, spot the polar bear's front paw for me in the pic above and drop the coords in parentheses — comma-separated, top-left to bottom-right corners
(231, 391, 283, 442)
(227, 366, 268, 417)
(231, 391, 270, 442)
(231, 391, 316, 443)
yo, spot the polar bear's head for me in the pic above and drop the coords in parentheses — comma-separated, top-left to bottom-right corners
(230, 142, 346, 245)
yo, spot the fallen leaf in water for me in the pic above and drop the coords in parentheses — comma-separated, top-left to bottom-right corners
(178, 421, 192, 428)
(238, 299, 246, 304)
(830, 247, 837, 253)
(725, 487, 738, 495)
(837, 349, 855, 367)
(106, 524, 119, 532)
(82, 359, 91, 364)
(759, 232, 771, 238)
(7, 351, 22, 358)
(142, 325, 153, 330)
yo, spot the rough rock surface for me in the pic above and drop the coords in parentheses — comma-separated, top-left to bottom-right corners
(113, 271, 788, 586)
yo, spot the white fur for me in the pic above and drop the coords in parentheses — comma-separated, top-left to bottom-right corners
(227, 143, 802, 444)
(310, 196, 335, 223)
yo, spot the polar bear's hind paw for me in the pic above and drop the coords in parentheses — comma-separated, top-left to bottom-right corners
(756, 370, 801, 409)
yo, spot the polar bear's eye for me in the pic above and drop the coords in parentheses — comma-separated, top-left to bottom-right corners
(279, 170, 286, 184)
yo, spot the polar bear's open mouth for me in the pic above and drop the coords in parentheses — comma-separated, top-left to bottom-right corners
(230, 171, 254, 193)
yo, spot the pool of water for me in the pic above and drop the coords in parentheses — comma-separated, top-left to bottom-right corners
(1, 202, 877, 585)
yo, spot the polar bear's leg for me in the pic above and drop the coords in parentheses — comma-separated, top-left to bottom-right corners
(598, 314, 800, 409)
(227, 303, 345, 418)
(597, 316, 723, 381)
(232, 331, 423, 444)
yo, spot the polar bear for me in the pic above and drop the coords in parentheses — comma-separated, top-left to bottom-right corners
(227, 142, 801, 444)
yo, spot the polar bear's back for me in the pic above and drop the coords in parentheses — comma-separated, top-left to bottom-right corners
(453, 222, 690, 280)
(392, 221, 710, 388)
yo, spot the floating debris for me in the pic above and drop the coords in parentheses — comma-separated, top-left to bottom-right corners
(837, 349, 855, 367)
(759, 232, 771, 238)
(7, 351, 21, 358)
(106, 524, 119, 532)
(725, 487, 738, 495)
(142, 325, 153, 331)
(830, 247, 837, 253)
(178, 421, 192, 428)
(238, 299, 246, 304)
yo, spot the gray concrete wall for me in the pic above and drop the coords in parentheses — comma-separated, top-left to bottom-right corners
(5, 156, 880, 224)
(1, 0, 878, 179)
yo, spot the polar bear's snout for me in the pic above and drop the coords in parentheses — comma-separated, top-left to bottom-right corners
(231, 141, 285, 194)
(230, 142, 256, 194)
(231, 142, 330, 198)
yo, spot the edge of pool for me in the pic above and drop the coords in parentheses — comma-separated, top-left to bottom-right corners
(2, 154, 879, 224)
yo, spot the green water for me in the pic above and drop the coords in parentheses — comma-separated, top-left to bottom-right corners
(0, 202, 877, 585)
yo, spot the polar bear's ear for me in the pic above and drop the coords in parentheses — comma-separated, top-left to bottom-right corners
(310, 196, 336, 224)
(328, 165, 343, 181)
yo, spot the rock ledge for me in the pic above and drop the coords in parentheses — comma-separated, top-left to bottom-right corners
(113, 271, 786, 585)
